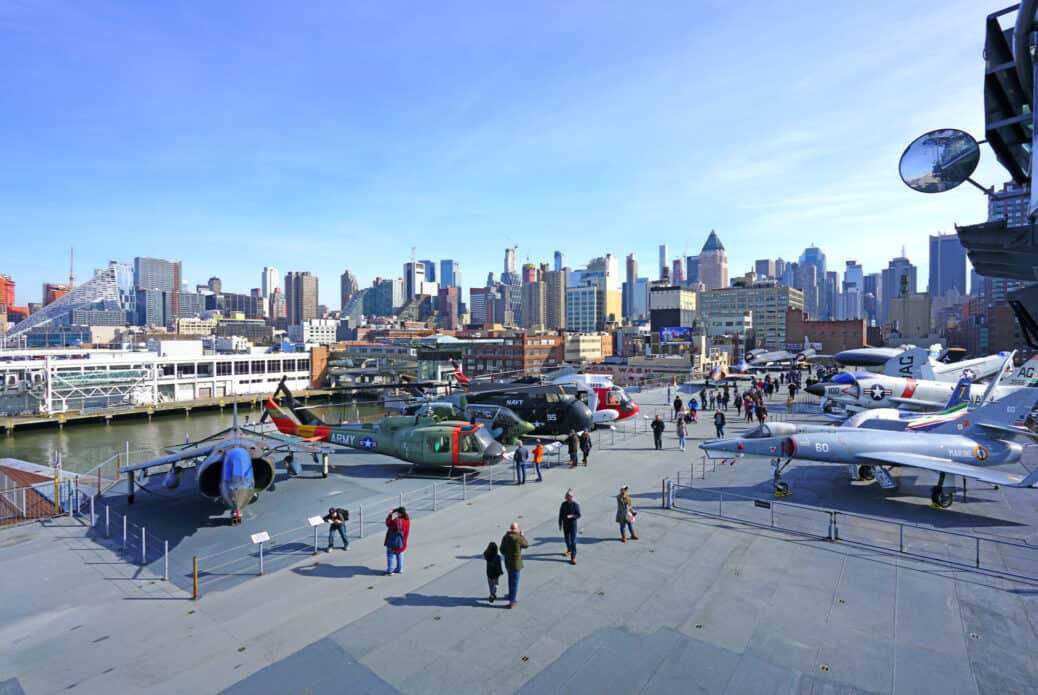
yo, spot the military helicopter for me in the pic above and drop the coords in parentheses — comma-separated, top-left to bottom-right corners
(400, 398, 535, 445)
(264, 379, 506, 475)
(118, 405, 329, 525)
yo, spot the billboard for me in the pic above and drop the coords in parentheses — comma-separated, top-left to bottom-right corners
(659, 326, 693, 343)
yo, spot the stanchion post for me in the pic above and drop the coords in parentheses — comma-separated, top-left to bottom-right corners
(313, 526, 319, 555)
(105, 506, 110, 538)
(164, 540, 169, 580)
(141, 527, 147, 564)
(193, 556, 199, 600)
(899, 524, 904, 553)
(433, 483, 437, 511)
(661, 478, 666, 508)
(975, 537, 980, 568)
(122, 515, 127, 550)
(258, 543, 264, 575)
(359, 506, 364, 538)
(462, 473, 467, 500)
(90, 494, 95, 526)
(399, 492, 403, 509)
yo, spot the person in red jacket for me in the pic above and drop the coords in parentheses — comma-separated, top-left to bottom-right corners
(384, 507, 410, 575)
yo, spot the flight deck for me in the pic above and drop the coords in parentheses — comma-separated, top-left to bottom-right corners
(2, 387, 1037, 694)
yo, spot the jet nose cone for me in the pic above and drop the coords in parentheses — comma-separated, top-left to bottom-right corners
(805, 382, 826, 397)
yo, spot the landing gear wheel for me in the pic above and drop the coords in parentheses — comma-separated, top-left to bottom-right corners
(930, 486, 953, 508)
(857, 465, 874, 481)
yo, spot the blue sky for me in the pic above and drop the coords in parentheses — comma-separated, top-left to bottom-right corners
(0, 1, 1013, 307)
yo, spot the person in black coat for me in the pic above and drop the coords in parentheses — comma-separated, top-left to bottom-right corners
(483, 541, 504, 603)
(651, 415, 665, 450)
(579, 431, 592, 466)
(558, 489, 581, 564)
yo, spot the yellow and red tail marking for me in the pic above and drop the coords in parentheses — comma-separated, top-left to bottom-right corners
(265, 398, 331, 442)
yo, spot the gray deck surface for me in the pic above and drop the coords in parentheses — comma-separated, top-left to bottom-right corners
(2, 387, 1038, 694)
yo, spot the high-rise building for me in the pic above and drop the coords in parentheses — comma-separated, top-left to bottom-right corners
(755, 259, 776, 279)
(521, 263, 538, 285)
(268, 287, 287, 320)
(880, 255, 917, 324)
(262, 266, 279, 299)
(437, 286, 460, 329)
(363, 278, 397, 317)
(842, 261, 864, 320)
(439, 260, 459, 288)
(798, 245, 827, 279)
(553, 251, 564, 272)
(863, 273, 881, 323)
(685, 256, 699, 285)
(587, 254, 620, 290)
(672, 259, 684, 284)
(0, 274, 14, 307)
(469, 287, 490, 326)
(207, 277, 221, 293)
(698, 231, 728, 290)
(624, 254, 638, 320)
(543, 269, 567, 330)
(340, 269, 358, 312)
(699, 285, 805, 349)
(284, 271, 318, 325)
(133, 256, 181, 326)
(928, 233, 967, 296)
(520, 280, 545, 329)
(658, 245, 668, 281)
(419, 260, 436, 283)
(403, 261, 425, 300)
(988, 181, 1029, 227)
(566, 283, 599, 332)
(774, 258, 786, 282)
(504, 247, 517, 275)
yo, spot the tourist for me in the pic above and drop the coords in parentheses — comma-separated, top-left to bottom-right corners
(713, 408, 726, 438)
(483, 541, 503, 603)
(616, 486, 638, 541)
(513, 441, 528, 485)
(500, 521, 529, 609)
(323, 507, 349, 552)
(384, 507, 410, 575)
(566, 430, 580, 467)
(532, 441, 544, 482)
(558, 489, 581, 565)
(675, 413, 687, 451)
(673, 395, 683, 421)
(651, 415, 665, 450)
(579, 430, 592, 466)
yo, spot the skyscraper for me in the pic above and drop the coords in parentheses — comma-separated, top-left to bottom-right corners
(553, 251, 564, 272)
(543, 269, 567, 330)
(521, 263, 538, 284)
(504, 247, 517, 275)
(207, 277, 221, 293)
(698, 231, 728, 290)
(685, 256, 699, 285)
(439, 259, 459, 288)
(133, 256, 181, 326)
(403, 261, 425, 299)
(284, 271, 318, 325)
(624, 253, 637, 321)
(988, 181, 1029, 227)
(340, 269, 358, 312)
(755, 259, 775, 279)
(658, 245, 668, 281)
(928, 233, 967, 296)
(672, 259, 684, 284)
(262, 266, 279, 299)
(842, 261, 864, 320)
(880, 255, 917, 323)
(419, 260, 436, 283)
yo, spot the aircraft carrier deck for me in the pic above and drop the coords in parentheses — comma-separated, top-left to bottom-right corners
(2, 387, 1038, 694)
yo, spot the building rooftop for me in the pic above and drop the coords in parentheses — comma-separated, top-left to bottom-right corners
(701, 229, 725, 253)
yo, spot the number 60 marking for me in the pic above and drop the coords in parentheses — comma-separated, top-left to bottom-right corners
(814, 442, 830, 453)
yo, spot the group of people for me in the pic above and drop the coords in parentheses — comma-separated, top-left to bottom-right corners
(322, 505, 412, 576)
(512, 431, 594, 484)
(482, 486, 638, 609)
(733, 386, 770, 425)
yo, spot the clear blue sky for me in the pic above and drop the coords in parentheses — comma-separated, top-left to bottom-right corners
(0, 1, 1013, 307)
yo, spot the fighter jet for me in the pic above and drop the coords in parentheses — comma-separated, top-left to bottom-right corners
(745, 337, 822, 367)
(807, 355, 1038, 413)
(118, 406, 329, 525)
(700, 389, 1038, 508)
(833, 344, 1009, 383)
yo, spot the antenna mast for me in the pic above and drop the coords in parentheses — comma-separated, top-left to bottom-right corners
(68, 247, 75, 289)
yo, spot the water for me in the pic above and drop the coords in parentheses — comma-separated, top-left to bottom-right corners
(0, 402, 384, 474)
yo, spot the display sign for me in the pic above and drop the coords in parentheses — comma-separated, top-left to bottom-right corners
(250, 531, 270, 544)
(659, 326, 693, 343)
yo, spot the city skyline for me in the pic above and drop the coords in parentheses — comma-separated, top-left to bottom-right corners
(1, 1, 1010, 306)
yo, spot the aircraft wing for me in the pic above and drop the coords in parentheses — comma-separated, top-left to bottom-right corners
(976, 422, 1038, 442)
(888, 396, 948, 410)
(120, 445, 218, 474)
(853, 451, 1038, 488)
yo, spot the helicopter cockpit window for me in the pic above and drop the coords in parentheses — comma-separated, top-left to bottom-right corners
(545, 392, 560, 403)
(430, 434, 450, 453)
(460, 434, 478, 452)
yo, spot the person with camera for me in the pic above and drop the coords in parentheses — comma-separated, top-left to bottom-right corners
(384, 507, 410, 575)
(616, 485, 639, 542)
(323, 507, 349, 552)
(500, 521, 529, 609)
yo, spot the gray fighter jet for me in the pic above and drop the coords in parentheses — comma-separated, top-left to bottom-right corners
(700, 389, 1038, 508)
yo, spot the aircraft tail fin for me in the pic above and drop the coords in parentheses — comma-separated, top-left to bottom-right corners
(944, 377, 973, 410)
(1005, 354, 1038, 387)
(449, 358, 471, 385)
(930, 388, 1038, 436)
(270, 376, 324, 426)
(884, 347, 934, 380)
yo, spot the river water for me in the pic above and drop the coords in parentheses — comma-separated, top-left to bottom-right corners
(0, 402, 383, 474)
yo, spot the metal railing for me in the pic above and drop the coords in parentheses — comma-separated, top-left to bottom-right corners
(664, 480, 1038, 582)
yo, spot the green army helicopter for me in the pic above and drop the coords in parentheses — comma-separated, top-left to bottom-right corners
(264, 380, 506, 474)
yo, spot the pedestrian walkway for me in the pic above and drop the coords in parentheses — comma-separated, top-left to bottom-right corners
(2, 387, 1035, 694)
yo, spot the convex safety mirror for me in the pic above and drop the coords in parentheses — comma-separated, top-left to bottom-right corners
(899, 128, 980, 193)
